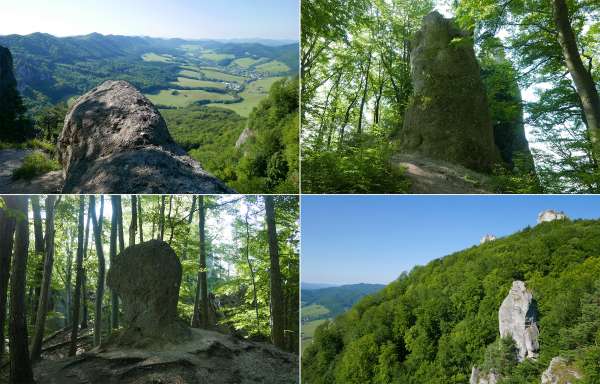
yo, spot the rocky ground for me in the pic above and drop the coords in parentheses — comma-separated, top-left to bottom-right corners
(393, 153, 493, 193)
(33, 328, 298, 384)
(0, 149, 63, 193)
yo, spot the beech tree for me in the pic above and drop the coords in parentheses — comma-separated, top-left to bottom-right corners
(8, 195, 35, 383)
(0, 196, 17, 360)
(68, 196, 85, 356)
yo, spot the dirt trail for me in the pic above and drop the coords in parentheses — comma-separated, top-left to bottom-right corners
(393, 154, 494, 194)
(0, 149, 63, 193)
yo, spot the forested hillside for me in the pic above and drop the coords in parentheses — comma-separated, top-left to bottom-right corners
(0, 195, 299, 383)
(302, 218, 600, 383)
(301, 0, 600, 193)
(302, 283, 384, 320)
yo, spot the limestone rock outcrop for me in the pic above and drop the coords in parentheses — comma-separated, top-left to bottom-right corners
(480, 234, 496, 244)
(0, 45, 30, 142)
(399, 11, 500, 172)
(236, 126, 254, 148)
(498, 281, 539, 361)
(470, 367, 500, 384)
(541, 357, 582, 384)
(537, 209, 568, 224)
(58, 80, 234, 193)
(106, 240, 190, 346)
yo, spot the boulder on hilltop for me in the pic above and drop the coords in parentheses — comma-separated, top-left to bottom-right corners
(58, 80, 234, 193)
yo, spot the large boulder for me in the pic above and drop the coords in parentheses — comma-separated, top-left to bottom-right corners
(541, 357, 583, 384)
(57, 80, 234, 193)
(399, 12, 500, 172)
(498, 281, 539, 361)
(106, 240, 190, 346)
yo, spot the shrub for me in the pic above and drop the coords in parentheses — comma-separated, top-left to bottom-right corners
(12, 152, 61, 180)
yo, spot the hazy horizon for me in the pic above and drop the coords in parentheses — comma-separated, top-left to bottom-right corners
(302, 196, 600, 285)
(1, 0, 299, 40)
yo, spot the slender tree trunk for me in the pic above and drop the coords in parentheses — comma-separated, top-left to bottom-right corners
(167, 196, 175, 244)
(30, 195, 57, 361)
(109, 196, 119, 330)
(81, 198, 92, 330)
(357, 52, 372, 135)
(137, 196, 144, 243)
(68, 196, 85, 356)
(553, 0, 600, 162)
(192, 196, 209, 328)
(158, 196, 166, 241)
(8, 195, 36, 383)
(316, 71, 342, 148)
(244, 210, 260, 334)
(182, 196, 196, 261)
(115, 196, 124, 253)
(264, 196, 284, 349)
(129, 195, 137, 247)
(64, 230, 73, 326)
(0, 196, 17, 360)
(91, 196, 106, 346)
(30, 196, 45, 326)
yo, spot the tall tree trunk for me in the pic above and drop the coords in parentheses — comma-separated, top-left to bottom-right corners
(115, 196, 124, 253)
(64, 230, 73, 326)
(129, 195, 137, 247)
(91, 196, 106, 346)
(158, 196, 166, 241)
(356, 53, 372, 135)
(109, 196, 119, 330)
(30, 195, 57, 361)
(81, 198, 92, 330)
(137, 196, 144, 243)
(167, 196, 175, 244)
(182, 196, 196, 261)
(191, 196, 209, 328)
(264, 196, 284, 349)
(68, 196, 85, 356)
(30, 196, 45, 326)
(0, 196, 17, 360)
(244, 210, 260, 334)
(553, 0, 600, 162)
(8, 195, 36, 383)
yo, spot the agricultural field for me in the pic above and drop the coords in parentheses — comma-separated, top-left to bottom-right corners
(255, 60, 289, 73)
(171, 77, 227, 89)
(231, 57, 261, 68)
(141, 52, 173, 62)
(209, 76, 283, 117)
(301, 319, 329, 353)
(200, 52, 235, 61)
(146, 89, 236, 108)
(200, 68, 246, 83)
(302, 304, 330, 319)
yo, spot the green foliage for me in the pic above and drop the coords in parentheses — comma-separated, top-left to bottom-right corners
(302, 131, 410, 193)
(11, 152, 60, 180)
(302, 219, 600, 383)
(233, 77, 299, 193)
(481, 337, 518, 376)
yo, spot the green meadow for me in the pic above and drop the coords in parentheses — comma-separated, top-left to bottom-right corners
(231, 57, 260, 68)
(171, 77, 227, 89)
(146, 89, 236, 108)
(141, 52, 173, 62)
(200, 68, 246, 83)
(255, 60, 289, 73)
(208, 76, 283, 117)
(200, 52, 235, 61)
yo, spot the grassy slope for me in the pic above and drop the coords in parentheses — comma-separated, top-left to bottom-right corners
(209, 76, 283, 117)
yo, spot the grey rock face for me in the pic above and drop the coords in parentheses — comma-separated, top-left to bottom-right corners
(470, 367, 500, 384)
(235, 126, 254, 148)
(541, 357, 582, 384)
(58, 80, 234, 193)
(400, 11, 500, 172)
(480, 234, 496, 244)
(537, 210, 568, 224)
(499, 281, 539, 361)
(0, 46, 16, 90)
(106, 240, 190, 346)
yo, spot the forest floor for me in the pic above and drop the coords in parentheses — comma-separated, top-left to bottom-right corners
(0, 149, 63, 193)
(393, 154, 493, 193)
(32, 327, 298, 384)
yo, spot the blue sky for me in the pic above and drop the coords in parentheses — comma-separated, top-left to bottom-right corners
(301, 195, 600, 285)
(1, 0, 299, 40)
